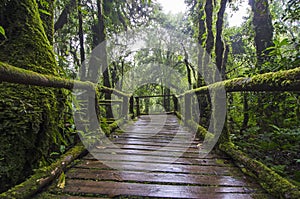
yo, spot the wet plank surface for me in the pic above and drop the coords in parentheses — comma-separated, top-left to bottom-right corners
(37, 114, 271, 198)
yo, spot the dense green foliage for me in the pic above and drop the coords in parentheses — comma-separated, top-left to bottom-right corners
(223, 0, 300, 184)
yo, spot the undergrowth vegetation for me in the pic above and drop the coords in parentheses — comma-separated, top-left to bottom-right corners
(232, 126, 300, 185)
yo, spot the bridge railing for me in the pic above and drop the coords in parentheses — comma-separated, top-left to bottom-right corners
(177, 67, 300, 140)
(1, 61, 299, 136)
(0, 61, 131, 121)
(175, 66, 300, 198)
(129, 94, 178, 117)
(1, 61, 300, 198)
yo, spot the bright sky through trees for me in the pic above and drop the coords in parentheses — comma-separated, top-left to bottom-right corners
(158, 0, 187, 14)
(227, 0, 249, 27)
(157, 0, 249, 27)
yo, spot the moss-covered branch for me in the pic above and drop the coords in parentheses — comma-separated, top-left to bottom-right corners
(219, 142, 300, 199)
(180, 67, 300, 96)
(0, 144, 87, 199)
(0, 61, 130, 97)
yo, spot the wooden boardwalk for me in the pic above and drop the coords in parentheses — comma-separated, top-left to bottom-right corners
(36, 114, 271, 198)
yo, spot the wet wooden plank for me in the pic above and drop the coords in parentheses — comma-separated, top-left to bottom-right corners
(118, 133, 195, 139)
(111, 137, 200, 145)
(75, 159, 241, 176)
(39, 114, 270, 198)
(66, 169, 255, 187)
(83, 153, 233, 166)
(89, 148, 218, 158)
(95, 144, 203, 153)
(34, 193, 107, 199)
(112, 139, 201, 147)
(61, 180, 265, 199)
(111, 134, 197, 141)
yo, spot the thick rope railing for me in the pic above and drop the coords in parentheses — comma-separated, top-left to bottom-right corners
(177, 67, 300, 125)
(0, 61, 131, 119)
(0, 61, 130, 97)
(178, 66, 300, 97)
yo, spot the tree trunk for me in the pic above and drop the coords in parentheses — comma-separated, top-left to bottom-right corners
(54, 0, 77, 32)
(197, 1, 206, 87)
(196, 1, 207, 127)
(204, 0, 214, 56)
(242, 92, 249, 131)
(249, 0, 274, 71)
(0, 0, 66, 192)
(38, 0, 55, 44)
(78, 0, 86, 80)
(198, 0, 214, 128)
(215, 0, 227, 81)
(249, 0, 274, 131)
(92, 0, 113, 118)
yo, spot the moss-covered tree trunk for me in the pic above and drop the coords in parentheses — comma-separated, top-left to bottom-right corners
(78, 0, 86, 79)
(196, 1, 207, 128)
(249, 0, 275, 132)
(37, 0, 55, 44)
(97, 0, 113, 119)
(0, 0, 66, 192)
(215, 0, 227, 80)
(249, 0, 274, 71)
(197, 0, 214, 128)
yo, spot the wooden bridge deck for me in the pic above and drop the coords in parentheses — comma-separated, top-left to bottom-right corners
(36, 114, 271, 198)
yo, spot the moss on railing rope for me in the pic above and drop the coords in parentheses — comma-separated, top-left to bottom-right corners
(220, 142, 300, 199)
(179, 67, 300, 97)
(0, 61, 130, 97)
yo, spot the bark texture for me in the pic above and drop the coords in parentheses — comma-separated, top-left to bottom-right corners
(0, 0, 65, 192)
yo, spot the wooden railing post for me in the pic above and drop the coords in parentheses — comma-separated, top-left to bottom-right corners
(184, 93, 192, 122)
(129, 96, 134, 118)
(135, 97, 140, 116)
(173, 95, 178, 112)
(122, 96, 129, 119)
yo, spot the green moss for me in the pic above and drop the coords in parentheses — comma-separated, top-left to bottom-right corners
(220, 142, 300, 199)
(37, 0, 54, 44)
(0, 0, 68, 192)
(0, 144, 86, 199)
(107, 117, 130, 135)
(184, 67, 300, 95)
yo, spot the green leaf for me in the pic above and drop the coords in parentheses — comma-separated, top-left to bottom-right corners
(39, 9, 51, 16)
(270, 124, 281, 132)
(279, 38, 289, 46)
(60, 145, 66, 153)
(0, 26, 6, 38)
(50, 152, 60, 157)
(57, 172, 66, 189)
(178, 55, 183, 62)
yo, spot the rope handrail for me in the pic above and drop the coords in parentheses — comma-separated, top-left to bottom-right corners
(178, 66, 300, 97)
(135, 94, 175, 99)
(2, 61, 298, 99)
(0, 61, 130, 97)
(1, 62, 300, 198)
